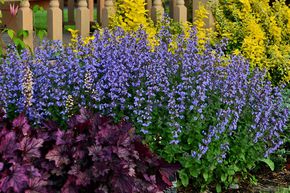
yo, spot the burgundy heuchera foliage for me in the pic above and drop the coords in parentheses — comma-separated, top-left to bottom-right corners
(0, 108, 178, 193)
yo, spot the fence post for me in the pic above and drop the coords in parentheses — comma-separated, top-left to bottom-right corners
(145, 0, 152, 18)
(192, 0, 214, 28)
(16, 0, 33, 50)
(97, 0, 105, 25)
(68, 0, 75, 24)
(169, 0, 176, 18)
(102, 0, 115, 27)
(174, 0, 187, 22)
(59, 0, 64, 22)
(88, 0, 94, 22)
(76, 0, 90, 37)
(151, 0, 164, 24)
(48, 0, 63, 41)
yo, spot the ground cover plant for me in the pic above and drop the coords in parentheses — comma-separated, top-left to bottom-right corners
(0, 27, 288, 192)
(0, 108, 178, 193)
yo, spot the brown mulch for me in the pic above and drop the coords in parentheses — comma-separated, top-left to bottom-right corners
(251, 169, 290, 193)
(177, 168, 290, 193)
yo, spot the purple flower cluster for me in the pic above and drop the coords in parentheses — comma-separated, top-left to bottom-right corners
(0, 28, 288, 163)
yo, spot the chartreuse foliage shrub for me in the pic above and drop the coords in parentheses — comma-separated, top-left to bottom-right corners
(0, 28, 288, 191)
(109, 0, 193, 48)
(111, 0, 153, 32)
(110, 0, 158, 46)
(0, 108, 178, 193)
(211, 0, 290, 84)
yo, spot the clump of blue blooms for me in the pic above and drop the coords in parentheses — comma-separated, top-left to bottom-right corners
(0, 27, 288, 190)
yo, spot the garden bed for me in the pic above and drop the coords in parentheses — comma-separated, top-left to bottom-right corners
(0, 1, 289, 192)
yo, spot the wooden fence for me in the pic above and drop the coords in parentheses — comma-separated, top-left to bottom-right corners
(5, 0, 214, 49)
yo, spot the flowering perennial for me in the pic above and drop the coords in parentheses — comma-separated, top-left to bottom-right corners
(0, 28, 288, 190)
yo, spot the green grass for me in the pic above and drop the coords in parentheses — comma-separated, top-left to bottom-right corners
(33, 8, 97, 32)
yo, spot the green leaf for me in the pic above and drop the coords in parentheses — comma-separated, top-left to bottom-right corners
(250, 175, 258, 185)
(227, 168, 235, 176)
(37, 30, 47, 41)
(189, 168, 199, 178)
(17, 30, 29, 38)
(216, 184, 222, 193)
(233, 165, 240, 172)
(187, 138, 193, 145)
(18, 41, 26, 49)
(13, 38, 21, 46)
(184, 160, 193, 169)
(179, 169, 189, 187)
(203, 171, 209, 182)
(259, 158, 275, 171)
(7, 29, 14, 39)
(221, 174, 227, 182)
(33, 5, 40, 12)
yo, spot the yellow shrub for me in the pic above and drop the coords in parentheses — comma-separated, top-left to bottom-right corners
(110, 0, 157, 46)
(193, 3, 212, 48)
(211, 0, 290, 84)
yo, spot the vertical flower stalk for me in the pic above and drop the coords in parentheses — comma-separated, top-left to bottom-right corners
(65, 95, 74, 118)
(22, 65, 33, 109)
(84, 70, 93, 92)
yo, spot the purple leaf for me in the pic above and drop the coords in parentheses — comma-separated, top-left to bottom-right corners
(0, 126, 9, 139)
(114, 147, 131, 159)
(92, 164, 110, 178)
(13, 113, 30, 136)
(19, 137, 44, 160)
(94, 186, 109, 193)
(0, 107, 6, 122)
(0, 162, 4, 171)
(88, 145, 102, 161)
(112, 173, 134, 193)
(76, 171, 91, 186)
(42, 120, 59, 132)
(117, 131, 131, 148)
(0, 164, 28, 192)
(158, 162, 180, 188)
(68, 108, 93, 132)
(72, 146, 86, 160)
(25, 177, 48, 193)
(45, 147, 70, 167)
(99, 147, 113, 161)
(68, 165, 92, 186)
(56, 130, 74, 146)
(0, 132, 17, 158)
(76, 108, 92, 123)
(76, 134, 86, 142)
(26, 166, 42, 178)
(68, 164, 80, 176)
(61, 176, 78, 193)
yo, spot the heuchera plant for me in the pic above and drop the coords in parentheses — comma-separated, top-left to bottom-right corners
(0, 108, 178, 193)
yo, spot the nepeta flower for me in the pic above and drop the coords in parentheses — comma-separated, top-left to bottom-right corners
(0, 27, 288, 166)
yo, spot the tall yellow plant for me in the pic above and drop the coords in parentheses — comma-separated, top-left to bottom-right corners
(193, 3, 211, 48)
(110, 0, 157, 46)
(211, 0, 290, 84)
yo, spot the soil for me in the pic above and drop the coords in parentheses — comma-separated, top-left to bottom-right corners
(177, 168, 290, 193)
